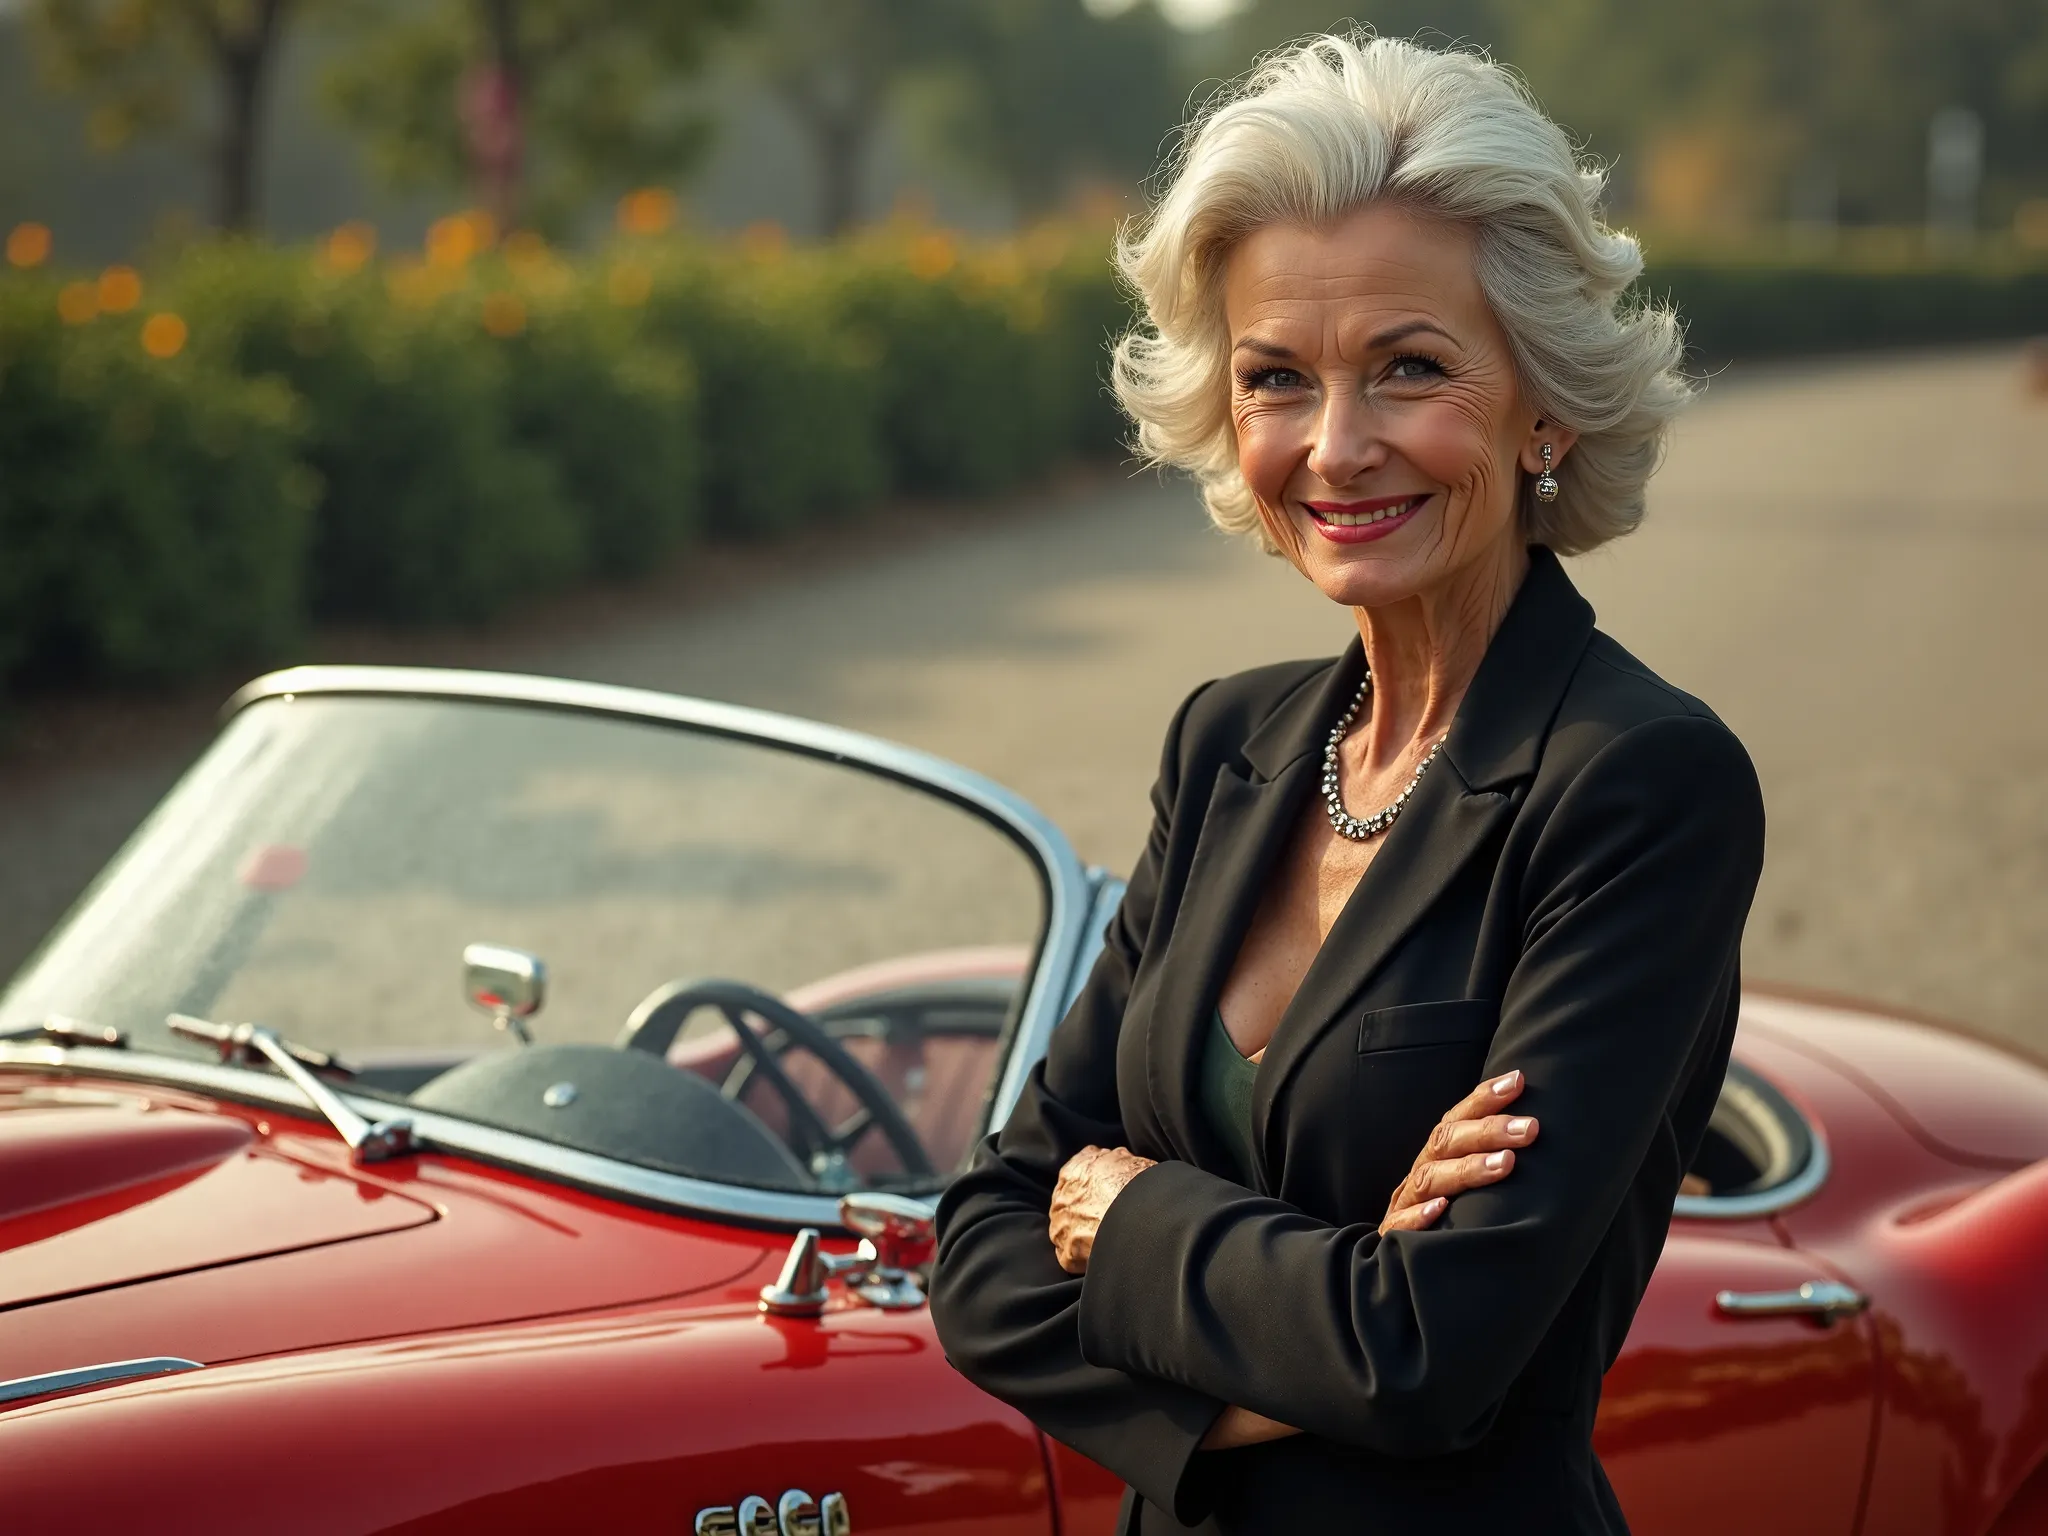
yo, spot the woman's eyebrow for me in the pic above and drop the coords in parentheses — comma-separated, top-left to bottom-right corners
(1370, 319, 1460, 350)
(1232, 337, 1296, 359)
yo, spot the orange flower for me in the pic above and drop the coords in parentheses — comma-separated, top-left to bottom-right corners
(324, 222, 377, 273)
(427, 210, 494, 269)
(617, 187, 678, 237)
(6, 222, 52, 269)
(98, 265, 143, 313)
(57, 282, 98, 324)
(907, 231, 957, 281)
(141, 313, 188, 358)
(480, 290, 527, 337)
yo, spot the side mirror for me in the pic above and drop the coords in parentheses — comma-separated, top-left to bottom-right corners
(463, 943, 547, 1045)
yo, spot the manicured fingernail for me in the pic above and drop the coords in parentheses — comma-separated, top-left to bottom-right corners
(1492, 1073, 1518, 1096)
(1507, 1117, 1532, 1137)
(1425, 1198, 1446, 1215)
(1485, 1150, 1508, 1171)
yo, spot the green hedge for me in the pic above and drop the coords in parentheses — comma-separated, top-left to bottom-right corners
(1651, 259, 2048, 366)
(167, 247, 584, 624)
(637, 250, 883, 539)
(0, 277, 311, 684)
(3, 223, 2045, 708)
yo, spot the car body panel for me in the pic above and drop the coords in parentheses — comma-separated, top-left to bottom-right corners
(0, 1116, 435, 1312)
(1742, 992, 2048, 1168)
(0, 1080, 783, 1384)
(0, 1299, 1053, 1536)
(1598, 1226, 1879, 1536)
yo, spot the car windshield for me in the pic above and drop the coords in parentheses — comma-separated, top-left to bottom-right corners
(0, 691, 1047, 1196)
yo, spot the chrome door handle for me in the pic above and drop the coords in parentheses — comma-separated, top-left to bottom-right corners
(1714, 1279, 1868, 1323)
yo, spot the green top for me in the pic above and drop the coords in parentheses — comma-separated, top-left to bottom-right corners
(1200, 1008, 1260, 1183)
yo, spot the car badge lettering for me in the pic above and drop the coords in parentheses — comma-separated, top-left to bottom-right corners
(695, 1491, 848, 1536)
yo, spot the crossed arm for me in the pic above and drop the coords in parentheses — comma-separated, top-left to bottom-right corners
(1048, 1065, 1541, 1450)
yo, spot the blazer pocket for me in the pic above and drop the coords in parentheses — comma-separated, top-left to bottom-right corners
(1356, 998, 1499, 1054)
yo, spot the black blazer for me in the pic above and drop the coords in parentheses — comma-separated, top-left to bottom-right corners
(930, 549, 1767, 1534)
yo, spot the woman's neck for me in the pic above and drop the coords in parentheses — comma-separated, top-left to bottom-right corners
(1352, 538, 1529, 763)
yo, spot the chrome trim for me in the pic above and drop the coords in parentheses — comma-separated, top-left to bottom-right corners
(0, 665, 1095, 1232)
(778, 1490, 820, 1536)
(1673, 1122, 1832, 1220)
(1714, 1278, 1868, 1323)
(758, 1228, 831, 1318)
(0, 1356, 201, 1406)
(462, 942, 546, 1045)
(757, 1193, 935, 1317)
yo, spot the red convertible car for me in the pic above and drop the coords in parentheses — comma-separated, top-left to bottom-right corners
(2, 667, 2045, 1535)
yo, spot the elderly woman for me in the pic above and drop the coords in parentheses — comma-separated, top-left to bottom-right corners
(929, 32, 1765, 1535)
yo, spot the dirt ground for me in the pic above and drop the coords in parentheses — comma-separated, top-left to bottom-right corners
(2, 344, 2043, 1052)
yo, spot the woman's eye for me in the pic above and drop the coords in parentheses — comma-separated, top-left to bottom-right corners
(1240, 367, 1305, 392)
(1388, 354, 1445, 382)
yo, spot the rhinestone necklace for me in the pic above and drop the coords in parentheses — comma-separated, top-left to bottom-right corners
(1321, 671, 1448, 842)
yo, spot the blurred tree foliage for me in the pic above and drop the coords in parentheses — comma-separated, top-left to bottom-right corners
(28, 0, 306, 231)
(745, 0, 1187, 234)
(901, 0, 1187, 218)
(740, 0, 942, 237)
(321, 0, 746, 233)
(1214, 0, 2048, 230)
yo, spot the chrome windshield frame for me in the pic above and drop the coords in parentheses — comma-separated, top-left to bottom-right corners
(0, 665, 1096, 1232)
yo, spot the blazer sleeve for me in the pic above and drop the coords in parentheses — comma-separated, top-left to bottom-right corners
(930, 682, 1226, 1522)
(1073, 711, 1766, 1457)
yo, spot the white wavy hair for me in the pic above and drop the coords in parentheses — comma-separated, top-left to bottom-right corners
(1112, 32, 1692, 554)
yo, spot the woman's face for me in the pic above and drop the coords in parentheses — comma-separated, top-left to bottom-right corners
(1223, 203, 1570, 610)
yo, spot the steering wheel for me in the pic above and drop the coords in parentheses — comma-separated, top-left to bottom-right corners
(618, 978, 935, 1180)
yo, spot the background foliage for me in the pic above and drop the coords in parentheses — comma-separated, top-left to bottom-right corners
(3, 218, 2044, 709)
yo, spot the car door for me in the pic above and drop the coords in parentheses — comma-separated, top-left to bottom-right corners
(1598, 1223, 1878, 1536)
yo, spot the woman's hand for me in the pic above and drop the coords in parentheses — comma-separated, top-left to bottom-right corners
(1200, 1405, 1300, 1450)
(1379, 1069, 1539, 1236)
(1050, 1144, 1157, 1274)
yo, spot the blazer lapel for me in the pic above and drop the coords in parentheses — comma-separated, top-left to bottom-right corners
(1144, 754, 1315, 1167)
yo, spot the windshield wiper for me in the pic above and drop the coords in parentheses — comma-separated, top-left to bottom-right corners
(1, 1017, 130, 1050)
(166, 1014, 416, 1166)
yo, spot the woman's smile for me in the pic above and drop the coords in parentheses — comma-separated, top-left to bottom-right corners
(1303, 492, 1431, 542)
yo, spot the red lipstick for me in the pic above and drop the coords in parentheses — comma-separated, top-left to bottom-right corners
(1303, 492, 1430, 544)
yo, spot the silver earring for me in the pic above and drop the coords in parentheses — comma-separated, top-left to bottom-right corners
(1533, 442, 1560, 503)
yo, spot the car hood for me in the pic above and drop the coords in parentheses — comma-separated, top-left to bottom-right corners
(0, 1076, 782, 1387)
(0, 1088, 438, 1312)
(1742, 990, 2048, 1167)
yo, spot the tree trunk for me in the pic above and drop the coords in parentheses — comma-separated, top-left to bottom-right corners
(814, 111, 869, 238)
(469, 0, 527, 230)
(209, 0, 287, 232)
